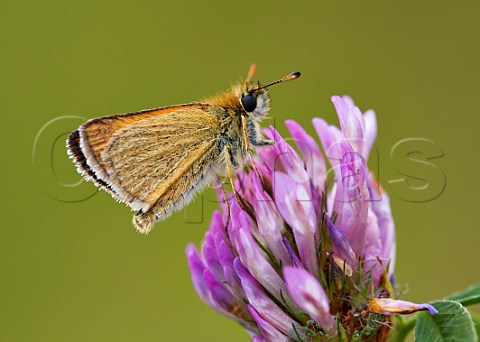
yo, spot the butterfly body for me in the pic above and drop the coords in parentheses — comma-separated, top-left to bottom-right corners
(67, 68, 300, 233)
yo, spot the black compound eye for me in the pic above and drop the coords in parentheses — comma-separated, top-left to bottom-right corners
(241, 94, 257, 112)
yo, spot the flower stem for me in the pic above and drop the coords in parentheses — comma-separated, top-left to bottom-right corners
(389, 316, 417, 342)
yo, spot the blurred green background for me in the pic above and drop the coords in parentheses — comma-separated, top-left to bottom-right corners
(2, 1, 479, 341)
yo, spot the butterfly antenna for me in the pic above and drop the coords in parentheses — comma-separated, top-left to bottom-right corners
(254, 71, 301, 91)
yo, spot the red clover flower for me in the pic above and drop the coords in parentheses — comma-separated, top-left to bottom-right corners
(186, 96, 437, 341)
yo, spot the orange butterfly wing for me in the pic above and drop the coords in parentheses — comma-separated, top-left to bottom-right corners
(66, 103, 219, 211)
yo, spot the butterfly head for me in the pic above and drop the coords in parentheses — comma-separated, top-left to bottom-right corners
(236, 66, 301, 117)
(233, 81, 271, 118)
(204, 66, 300, 119)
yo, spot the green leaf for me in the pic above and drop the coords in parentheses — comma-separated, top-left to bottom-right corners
(415, 300, 477, 342)
(444, 284, 480, 306)
(471, 311, 480, 339)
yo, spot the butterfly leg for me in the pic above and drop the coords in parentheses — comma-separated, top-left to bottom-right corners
(247, 129, 274, 148)
(223, 145, 248, 212)
(218, 182, 231, 231)
(241, 115, 262, 179)
(249, 136, 275, 147)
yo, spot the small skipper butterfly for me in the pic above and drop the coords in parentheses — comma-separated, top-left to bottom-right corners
(67, 65, 300, 233)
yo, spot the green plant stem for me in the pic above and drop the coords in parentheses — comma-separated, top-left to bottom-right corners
(389, 316, 417, 342)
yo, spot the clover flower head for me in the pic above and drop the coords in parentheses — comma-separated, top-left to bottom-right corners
(187, 96, 437, 341)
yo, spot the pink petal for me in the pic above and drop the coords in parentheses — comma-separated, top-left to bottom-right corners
(273, 171, 319, 277)
(285, 119, 326, 192)
(235, 259, 301, 338)
(369, 298, 438, 315)
(283, 266, 336, 335)
(248, 305, 289, 341)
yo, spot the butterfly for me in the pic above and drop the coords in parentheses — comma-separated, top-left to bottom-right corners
(67, 65, 300, 233)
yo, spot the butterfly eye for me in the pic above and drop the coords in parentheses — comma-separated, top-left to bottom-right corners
(241, 94, 257, 113)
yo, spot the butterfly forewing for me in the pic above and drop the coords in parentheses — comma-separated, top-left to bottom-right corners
(102, 107, 222, 211)
(68, 104, 224, 214)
